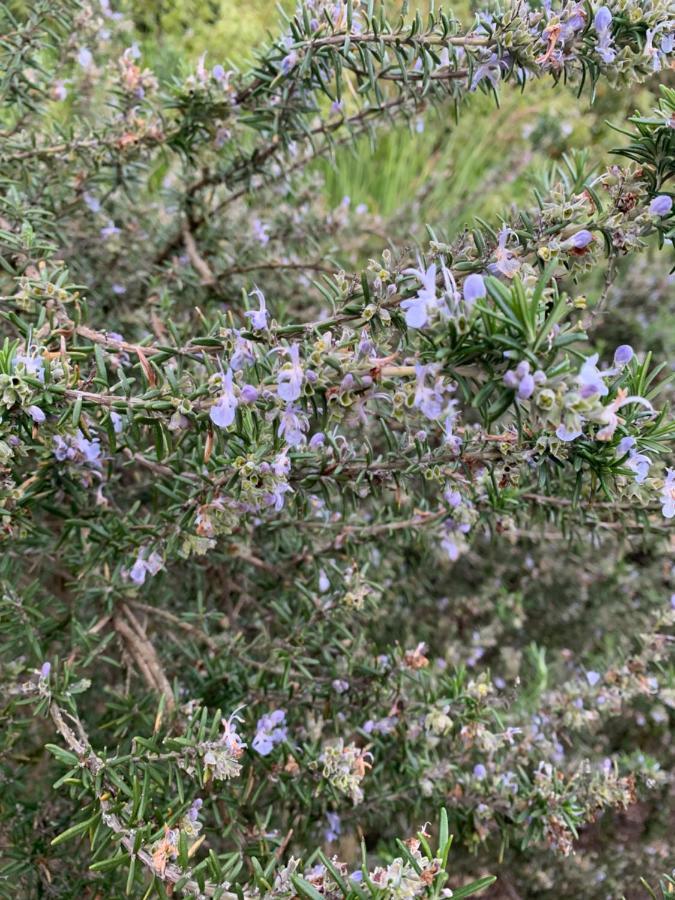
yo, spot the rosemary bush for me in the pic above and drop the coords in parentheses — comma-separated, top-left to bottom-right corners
(0, 0, 674, 897)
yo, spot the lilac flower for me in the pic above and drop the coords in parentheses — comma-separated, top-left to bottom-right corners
(251, 218, 270, 245)
(230, 331, 254, 370)
(593, 7, 616, 63)
(413, 364, 446, 419)
(40, 661, 51, 679)
(252, 709, 287, 756)
(661, 469, 675, 519)
(578, 354, 611, 398)
(240, 384, 259, 404)
(401, 263, 444, 329)
(318, 569, 330, 592)
(272, 451, 291, 478)
(53, 81, 68, 101)
(14, 350, 45, 383)
(645, 28, 674, 72)
(100, 222, 120, 240)
(556, 423, 583, 442)
(277, 403, 308, 447)
(53, 431, 102, 467)
(586, 670, 601, 687)
(613, 345, 633, 367)
(187, 798, 203, 823)
(363, 716, 398, 735)
(308, 432, 325, 449)
(566, 229, 594, 250)
(77, 47, 94, 70)
(626, 450, 651, 484)
(28, 406, 45, 424)
(245, 287, 268, 330)
(83, 192, 102, 214)
(470, 53, 503, 91)
(212, 64, 226, 82)
(324, 812, 341, 843)
(264, 481, 292, 512)
(110, 412, 124, 434)
(594, 6, 612, 32)
(649, 195, 673, 217)
(210, 369, 238, 428)
(473, 764, 487, 779)
(129, 549, 163, 586)
(503, 360, 539, 400)
(616, 435, 635, 456)
(277, 345, 304, 402)
(281, 51, 298, 74)
(462, 273, 486, 306)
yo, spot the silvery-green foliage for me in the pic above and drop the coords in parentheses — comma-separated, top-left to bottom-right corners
(0, 0, 673, 897)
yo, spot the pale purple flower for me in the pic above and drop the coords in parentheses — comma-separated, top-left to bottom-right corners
(473, 764, 487, 779)
(613, 345, 633, 366)
(245, 287, 268, 330)
(210, 369, 238, 428)
(616, 436, 635, 456)
(129, 549, 163, 586)
(661, 469, 675, 518)
(324, 812, 341, 843)
(28, 405, 45, 423)
(503, 360, 539, 400)
(40, 661, 51, 678)
(277, 403, 308, 447)
(470, 53, 503, 91)
(586, 670, 601, 687)
(567, 229, 594, 249)
(252, 709, 287, 756)
(318, 569, 330, 592)
(556, 423, 583, 442)
(212, 64, 226, 82)
(281, 51, 298, 74)
(77, 47, 94, 70)
(363, 716, 397, 735)
(14, 350, 45, 383)
(240, 384, 259, 404)
(413, 364, 446, 419)
(308, 432, 325, 449)
(401, 263, 444, 329)
(264, 481, 293, 512)
(83, 192, 101, 214)
(231, 332, 254, 370)
(462, 273, 486, 306)
(594, 6, 612, 32)
(626, 450, 651, 484)
(332, 679, 349, 694)
(649, 195, 673, 217)
(100, 222, 120, 240)
(277, 345, 304, 402)
(187, 798, 203, 822)
(251, 218, 270, 245)
(578, 353, 611, 398)
(594, 7, 616, 63)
